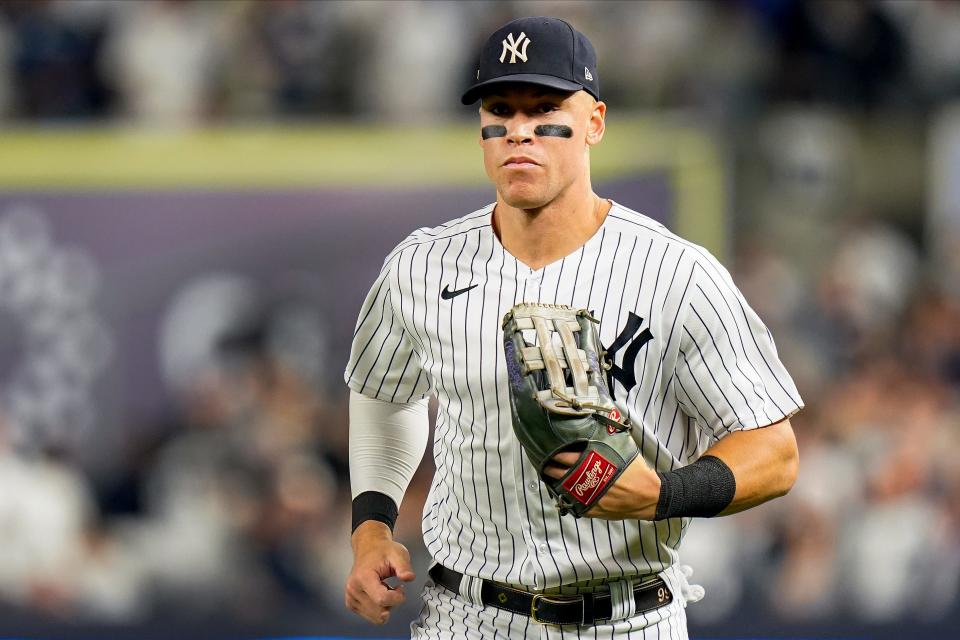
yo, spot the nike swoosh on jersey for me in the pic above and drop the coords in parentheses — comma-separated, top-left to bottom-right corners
(441, 283, 478, 300)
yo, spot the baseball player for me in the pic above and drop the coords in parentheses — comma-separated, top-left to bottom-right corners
(344, 16, 803, 639)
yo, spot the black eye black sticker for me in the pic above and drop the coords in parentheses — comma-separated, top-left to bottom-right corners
(482, 124, 573, 139)
(534, 125, 573, 138)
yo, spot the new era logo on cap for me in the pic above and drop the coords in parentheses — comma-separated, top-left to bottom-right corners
(461, 16, 600, 105)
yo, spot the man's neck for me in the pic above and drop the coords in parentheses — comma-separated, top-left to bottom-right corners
(493, 184, 610, 271)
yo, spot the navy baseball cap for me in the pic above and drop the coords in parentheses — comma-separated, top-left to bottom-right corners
(461, 16, 599, 105)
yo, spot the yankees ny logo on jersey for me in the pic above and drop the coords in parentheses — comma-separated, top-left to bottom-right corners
(500, 32, 531, 63)
(604, 312, 654, 399)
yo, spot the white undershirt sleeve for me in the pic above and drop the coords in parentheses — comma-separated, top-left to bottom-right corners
(348, 390, 430, 508)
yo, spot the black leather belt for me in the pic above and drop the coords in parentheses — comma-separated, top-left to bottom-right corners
(428, 564, 673, 626)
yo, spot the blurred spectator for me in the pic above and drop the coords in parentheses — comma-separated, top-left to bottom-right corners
(1, 0, 113, 120)
(820, 220, 920, 353)
(100, 0, 221, 125)
(110, 272, 343, 622)
(256, 0, 366, 117)
(0, 9, 12, 118)
(899, 289, 960, 385)
(759, 0, 908, 109)
(840, 384, 952, 622)
(213, 0, 368, 119)
(603, 0, 711, 108)
(356, 0, 470, 120)
(0, 411, 140, 620)
(889, 0, 960, 106)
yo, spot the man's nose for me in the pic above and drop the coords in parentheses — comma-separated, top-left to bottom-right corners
(506, 115, 535, 145)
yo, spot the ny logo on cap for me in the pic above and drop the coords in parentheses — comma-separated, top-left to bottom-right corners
(500, 32, 531, 64)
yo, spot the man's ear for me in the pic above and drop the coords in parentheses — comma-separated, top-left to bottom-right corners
(586, 100, 606, 146)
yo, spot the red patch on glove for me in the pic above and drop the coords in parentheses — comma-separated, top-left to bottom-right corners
(561, 451, 618, 506)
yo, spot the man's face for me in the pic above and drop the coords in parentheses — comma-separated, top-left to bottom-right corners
(479, 85, 605, 210)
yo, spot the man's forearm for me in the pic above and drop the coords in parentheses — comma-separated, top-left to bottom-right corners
(703, 418, 799, 516)
(652, 418, 798, 521)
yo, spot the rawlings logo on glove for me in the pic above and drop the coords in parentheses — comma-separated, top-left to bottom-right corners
(502, 303, 640, 517)
(563, 451, 617, 503)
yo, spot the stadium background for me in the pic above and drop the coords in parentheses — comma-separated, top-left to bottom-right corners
(0, 1, 958, 638)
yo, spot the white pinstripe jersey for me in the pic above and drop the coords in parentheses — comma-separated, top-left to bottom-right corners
(345, 202, 803, 591)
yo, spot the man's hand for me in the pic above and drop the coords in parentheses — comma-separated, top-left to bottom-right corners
(543, 453, 661, 520)
(345, 521, 416, 625)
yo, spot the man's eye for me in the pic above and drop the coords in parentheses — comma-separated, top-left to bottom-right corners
(538, 104, 557, 114)
(488, 104, 510, 116)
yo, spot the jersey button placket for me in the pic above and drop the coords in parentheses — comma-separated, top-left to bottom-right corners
(528, 268, 543, 289)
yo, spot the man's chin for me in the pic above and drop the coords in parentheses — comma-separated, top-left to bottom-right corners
(500, 188, 550, 211)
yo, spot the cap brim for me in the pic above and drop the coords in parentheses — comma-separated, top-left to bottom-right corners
(461, 74, 583, 105)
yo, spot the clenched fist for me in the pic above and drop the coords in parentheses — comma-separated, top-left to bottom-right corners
(345, 521, 416, 625)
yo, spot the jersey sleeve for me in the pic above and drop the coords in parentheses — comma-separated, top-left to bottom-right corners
(673, 255, 803, 437)
(344, 247, 431, 403)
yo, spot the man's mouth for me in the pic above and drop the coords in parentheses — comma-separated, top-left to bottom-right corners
(503, 156, 539, 168)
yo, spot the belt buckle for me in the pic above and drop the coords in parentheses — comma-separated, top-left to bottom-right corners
(530, 593, 581, 626)
(530, 594, 550, 625)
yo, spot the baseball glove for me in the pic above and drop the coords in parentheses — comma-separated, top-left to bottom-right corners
(502, 303, 639, 517)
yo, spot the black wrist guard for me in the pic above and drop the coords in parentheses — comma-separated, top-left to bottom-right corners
(351, 491, 399, 532)
(655, 455, 736, 520)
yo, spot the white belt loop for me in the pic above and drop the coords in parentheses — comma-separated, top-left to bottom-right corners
(457, 573, 484, 606)
(608, 577, 637, 622)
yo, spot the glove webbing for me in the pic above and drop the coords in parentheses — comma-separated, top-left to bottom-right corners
(511, 307, 603, 416)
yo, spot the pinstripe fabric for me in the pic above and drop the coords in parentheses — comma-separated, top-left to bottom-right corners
(346, 202, 803, 633)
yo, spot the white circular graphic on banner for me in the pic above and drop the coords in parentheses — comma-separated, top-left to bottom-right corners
(0, 205, 113, 449)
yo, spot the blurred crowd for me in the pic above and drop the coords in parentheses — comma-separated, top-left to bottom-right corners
(0, 273, 356, 629)
(683, 224, 960, 626)
(1, 0, 959, 636)
(1, 0, 960, 124)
